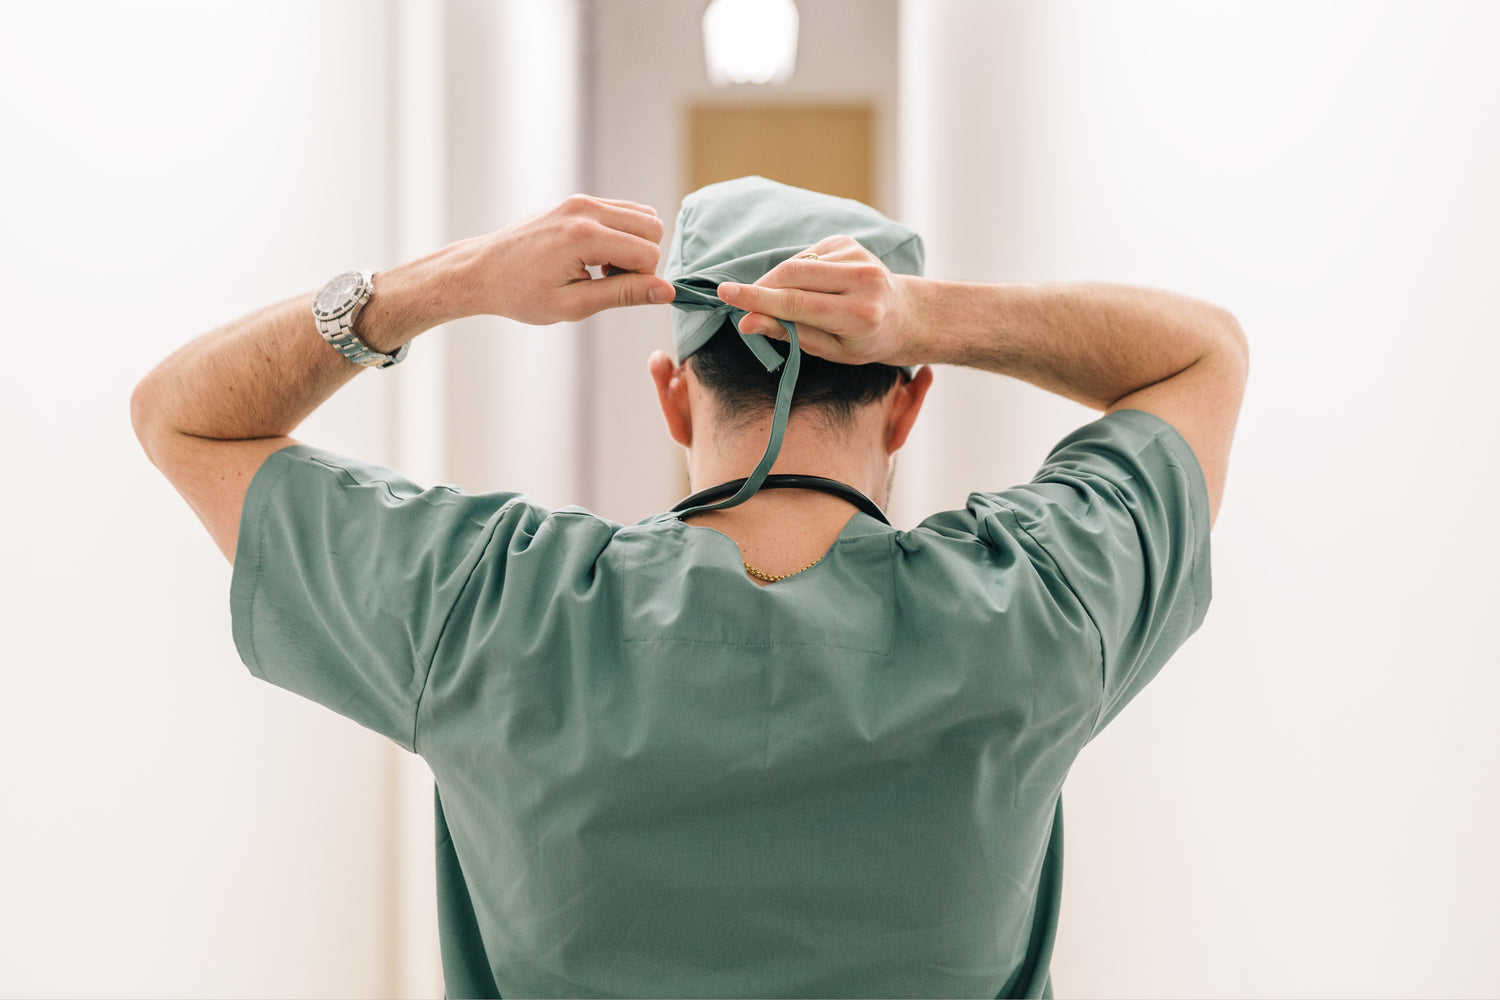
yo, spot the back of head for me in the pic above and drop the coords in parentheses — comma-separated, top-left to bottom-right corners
(687, 320, 904, 432)
(666, 176, 923, 359)
(664, 176, 925, 512)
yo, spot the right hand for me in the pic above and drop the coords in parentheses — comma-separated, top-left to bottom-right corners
(456, 194, 676, 326)
(715, 234, 923, 367)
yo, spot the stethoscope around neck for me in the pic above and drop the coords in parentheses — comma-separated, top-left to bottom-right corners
(671, 473, 890, 525)
(664, 300, 892, 526)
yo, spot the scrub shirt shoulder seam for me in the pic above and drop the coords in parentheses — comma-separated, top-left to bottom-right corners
(1072, 415, 1212, 729)
(410, 495, 534, 755)
(1177, 451, 1208, 635)
(989, 496, 1108, 720)
(306, 452, 466, 503)
(291, 450, 488, 754)
(622, 635, 890, 653)
(1129, 419, 1214, 633)
(233, 448, 297, 680)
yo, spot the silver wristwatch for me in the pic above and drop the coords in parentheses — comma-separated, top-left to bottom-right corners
(312, 270, 409, 369)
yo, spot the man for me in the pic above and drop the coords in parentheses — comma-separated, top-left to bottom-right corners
(132, 177, 1247, 998)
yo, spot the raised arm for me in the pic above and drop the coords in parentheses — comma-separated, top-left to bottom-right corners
(131, 195, 675, 561)
(717, 236, 1248, 524)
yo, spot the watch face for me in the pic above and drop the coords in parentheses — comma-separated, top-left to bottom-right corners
(314, 271, 365, 318)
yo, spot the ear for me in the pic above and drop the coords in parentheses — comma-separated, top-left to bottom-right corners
(648, 351, 694, 448)
(884, 365, 934, 454)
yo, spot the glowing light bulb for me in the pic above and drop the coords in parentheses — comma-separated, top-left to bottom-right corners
(702, 0, 800, 86)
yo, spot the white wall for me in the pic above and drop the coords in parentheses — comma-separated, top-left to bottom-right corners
(0, 4, 400, 995)
(439, 0, 587, 508)
(0, 1, 583, 996)
(901, 1, 1500, 995)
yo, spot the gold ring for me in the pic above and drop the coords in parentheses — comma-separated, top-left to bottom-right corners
(795, 251, 820, 260)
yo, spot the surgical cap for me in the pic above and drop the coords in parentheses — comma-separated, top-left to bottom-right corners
(665, 176, 925, 516)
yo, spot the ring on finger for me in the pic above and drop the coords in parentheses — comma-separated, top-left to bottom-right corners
(795, 251, 819, 260)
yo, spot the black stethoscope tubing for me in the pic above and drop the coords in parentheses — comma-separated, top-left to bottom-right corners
(671, 474, 890, 525)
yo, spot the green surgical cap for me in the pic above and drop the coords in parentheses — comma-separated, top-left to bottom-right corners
(665, 176, 925, 517)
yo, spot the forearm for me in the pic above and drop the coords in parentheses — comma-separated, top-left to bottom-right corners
(720, 251, 1247, 522)
(129, 195, 670, 563)
(905, 279, 1246, 411)
(131, 243, 472, 451)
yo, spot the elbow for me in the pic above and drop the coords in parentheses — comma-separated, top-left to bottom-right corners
(130, 375, 165, 465)
(1214, 307, 1250, 380)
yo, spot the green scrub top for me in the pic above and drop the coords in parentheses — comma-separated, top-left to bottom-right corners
(230, 408, 1211, 998)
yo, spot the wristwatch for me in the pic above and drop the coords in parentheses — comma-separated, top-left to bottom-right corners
(312, 270, 409, 369)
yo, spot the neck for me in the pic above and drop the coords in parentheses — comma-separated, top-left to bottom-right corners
(686, 415, 891, 516)
(679, 416, 894, 584)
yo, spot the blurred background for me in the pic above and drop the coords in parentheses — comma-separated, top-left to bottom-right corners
(2, 0, 1496, 995)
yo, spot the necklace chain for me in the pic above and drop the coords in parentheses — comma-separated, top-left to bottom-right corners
(743, 554, 825, 583)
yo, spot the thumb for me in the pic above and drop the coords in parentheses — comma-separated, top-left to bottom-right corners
(738, 311, 788, 340)
(572, 272, 675, 317)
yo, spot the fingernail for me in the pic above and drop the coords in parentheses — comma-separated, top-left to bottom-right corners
(718, 282, 740, 298)
(649, 284, 670, 304)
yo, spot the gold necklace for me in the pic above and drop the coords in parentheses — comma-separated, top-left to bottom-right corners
(743, 554, 825, 583)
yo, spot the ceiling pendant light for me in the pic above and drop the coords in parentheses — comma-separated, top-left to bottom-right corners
(702, 0, 800, 86)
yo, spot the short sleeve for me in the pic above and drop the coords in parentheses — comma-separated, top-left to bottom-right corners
(971, 409, 1212, 741)
(229, 445, 523, 751)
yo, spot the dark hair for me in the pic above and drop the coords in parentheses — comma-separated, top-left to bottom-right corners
(686, 318, 905, 431)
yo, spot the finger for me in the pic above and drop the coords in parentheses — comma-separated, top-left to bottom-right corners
(717, 281, 849, 331)
(578, 225, 661, 275)
(566, 271, 675, 319)
(764, 236, 869, 274)
(737, 313, 851, 362)
(574, 199, 665, 244)
(738, 311, 800, 341)
(797, 234, 869, 261)
(589, 196, 659, 217)
(755, 257, 865, 294)
(752, 234, 882, 290)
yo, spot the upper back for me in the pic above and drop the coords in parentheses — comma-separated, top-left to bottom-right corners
(418, 506, 1102, 996)
(231, 408, 1211, 997)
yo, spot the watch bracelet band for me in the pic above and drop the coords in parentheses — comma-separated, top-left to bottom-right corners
(319, 310, 406, 369)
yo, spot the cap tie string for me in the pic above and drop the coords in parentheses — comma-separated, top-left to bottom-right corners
(670, 312, 801, 519)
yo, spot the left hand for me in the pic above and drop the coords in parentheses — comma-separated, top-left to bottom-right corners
(453, 194, 677, 325)
(716, 234, 921, 367)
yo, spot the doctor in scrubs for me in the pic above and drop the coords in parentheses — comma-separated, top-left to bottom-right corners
(132, 177, 1247, 998)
